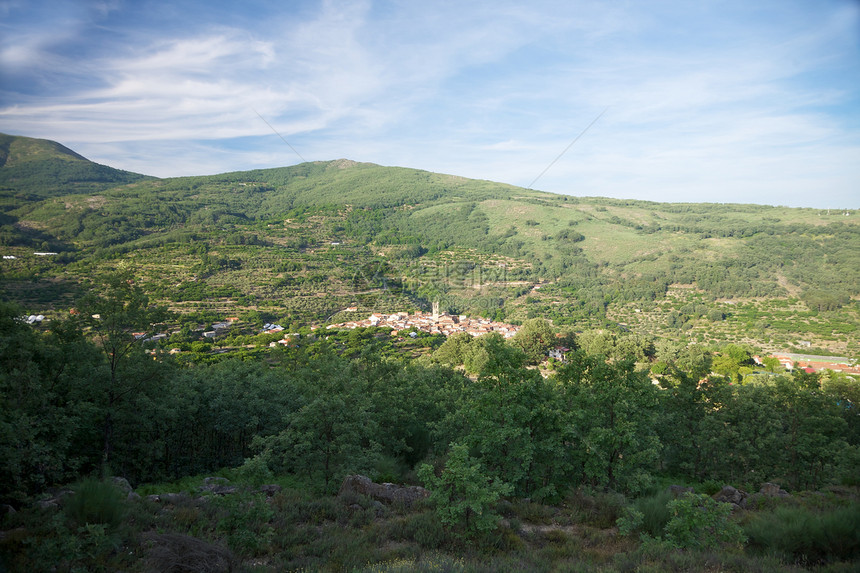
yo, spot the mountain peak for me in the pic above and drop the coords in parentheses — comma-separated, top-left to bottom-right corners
(0, 133, 150, 198)
(0, 133, 89, 168)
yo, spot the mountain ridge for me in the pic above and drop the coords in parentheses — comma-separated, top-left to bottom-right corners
(0, 133, 857, 356)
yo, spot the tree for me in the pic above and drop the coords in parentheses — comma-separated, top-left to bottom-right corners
(771, 375, 849, 490)
(418, 442, 512, 534)
(0, 302, 101, 502)
(555, 352, 662, 494)
(261, 352, 380, 492)
(698, 382, 782, 485)
(676, 345, 712, 380)
(577, 330, 616, 358)
(657, 370, 711, 480)
(459, 335, 567, 499)
(74, 272, 172, 465)
(761, 356, 781, 372)
(509, 318, 554, 365)
(432, 331, 475, 367)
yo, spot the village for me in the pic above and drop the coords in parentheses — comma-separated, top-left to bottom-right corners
(325, 302, 521, 339)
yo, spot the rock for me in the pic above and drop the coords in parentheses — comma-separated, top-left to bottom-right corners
(339, 475, 430, 508)
(712, 485, 747, 507)
(127, 492, 141, 501)
(199, 477, 238, 495)
(159, 492, 188, 504)
(210, 486, 238, 495)
(110, 476, 133, 494)
(1, 504, 16, 516)
(759, 482, 789, 497)
(35, 488, 74, 510)
(259, 484, 282, 497)
(667, 485, 695, 497)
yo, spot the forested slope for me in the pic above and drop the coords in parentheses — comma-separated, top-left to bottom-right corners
(1, 132, 858, 355)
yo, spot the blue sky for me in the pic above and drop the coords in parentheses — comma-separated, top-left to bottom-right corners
(1, 0, 858, 207)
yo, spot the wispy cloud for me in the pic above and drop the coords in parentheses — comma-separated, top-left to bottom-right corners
(0, 0, 857, 206)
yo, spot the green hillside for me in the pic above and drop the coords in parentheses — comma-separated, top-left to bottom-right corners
(0, 133, 858, 355)
(0, 133, 150, 200)
(2, 134, 859, 573)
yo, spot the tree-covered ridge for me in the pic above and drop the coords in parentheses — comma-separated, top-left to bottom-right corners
(0, 133, 858, 355)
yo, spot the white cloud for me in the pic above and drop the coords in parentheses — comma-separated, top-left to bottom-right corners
(0, 0, 857, 206)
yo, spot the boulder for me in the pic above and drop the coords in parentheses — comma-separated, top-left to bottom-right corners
(259, 484, 282, 497)
(339, 475, 430, 508)
(759, 482, 789, 497)
(667, 485, 695, 497)
(35, 488, 74, 510)
(110, 476, 133, 494)
(712, 485, 747, 507)
(159, 492, 189, 504)
(199, 477, 238, 495)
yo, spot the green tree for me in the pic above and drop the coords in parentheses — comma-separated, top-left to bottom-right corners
(418, 442, 512, 533)
(657, 370, 713, 480)
(676, 344, 713, 380)
(459, 335, 567, 499)
(0, 302, 102, 502)
(698, 382, 782, 486)
(74, 272, 172, 464)
(555, 352, 662, 494)
(577, 330, 616, 358)
(509, 317, 554, 365)
(432, 331, 475, 367)
(260, 353, 380, 492)
(771, 375, 850, 490)
(761, 356, 781, 372)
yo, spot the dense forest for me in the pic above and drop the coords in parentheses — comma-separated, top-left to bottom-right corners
(1, 133, 859, 571)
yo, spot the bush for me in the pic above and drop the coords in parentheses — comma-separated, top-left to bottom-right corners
(744, 505, 860, 563)
(634, 490, 674, 537)
(664, 494, 746, 550)
(145, 532, 236, 573)
(566, 487, 627, 528)
(64, 478, 127, 530)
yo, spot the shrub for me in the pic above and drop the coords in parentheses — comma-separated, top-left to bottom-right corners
(566, 487, 627, 528)
(633, 489, 674, 537)
(144, 532, 236, 573)
(664, 494, 746, 550)
(64, 478, 126, 530)
(744, 505, 860, 563)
